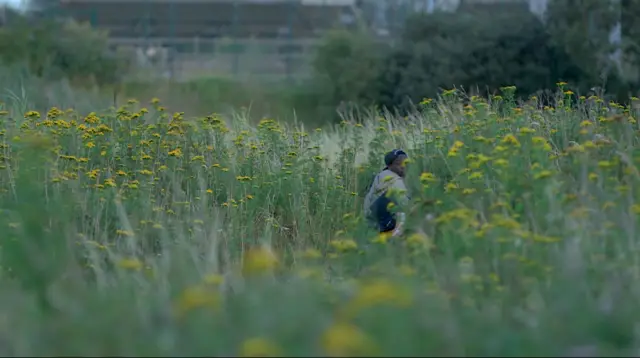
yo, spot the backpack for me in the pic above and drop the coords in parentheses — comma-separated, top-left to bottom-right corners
(371, 190, 397, 232)
(361, 168, 384, 198)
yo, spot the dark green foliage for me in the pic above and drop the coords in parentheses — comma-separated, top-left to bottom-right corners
(311, 0, 640, 116)
(545, 0, 619, 82)
(311, 29, 386, 110)
(621, 0, 640, 83)
(376, 6, 584, 110)
(0, 10, 129, 87)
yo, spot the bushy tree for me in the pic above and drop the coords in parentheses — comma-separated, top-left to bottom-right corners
(0, 10, 129, 86)
(620, 0, 640, 83)
(375, 6, 582, 110)
(545, 0, 621, 90)
(311, 29, 386, 108)
(310, 0, 640, 117)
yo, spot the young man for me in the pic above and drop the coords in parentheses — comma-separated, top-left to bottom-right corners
(364, 149, 410, 236)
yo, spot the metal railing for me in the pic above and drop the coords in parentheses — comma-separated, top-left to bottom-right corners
(45, 0, 549, 81)
(110, 37, 321, 81)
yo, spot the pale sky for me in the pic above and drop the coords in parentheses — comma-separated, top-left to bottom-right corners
(0, 0, 24, 9)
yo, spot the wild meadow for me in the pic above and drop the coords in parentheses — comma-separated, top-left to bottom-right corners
(0, 84, 639, 356)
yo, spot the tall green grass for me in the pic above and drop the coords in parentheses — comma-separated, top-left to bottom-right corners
(119, 77, 341, 127)
(0, 84, 639, 356)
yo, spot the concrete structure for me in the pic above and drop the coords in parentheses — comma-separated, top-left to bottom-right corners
(434, 0, 548, 15)
(37, 0, 552, 81)
(50, 0, 357, 39)
(364, 0, 548, 36)
(43, 0, 551, 41)
(27, 0, 360, 81)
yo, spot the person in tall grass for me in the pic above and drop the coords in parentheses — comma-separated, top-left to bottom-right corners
(364, 149, 410, 236)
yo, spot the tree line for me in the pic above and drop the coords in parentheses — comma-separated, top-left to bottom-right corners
(308, 0, 640, 114)
(2, 0, 640, 118)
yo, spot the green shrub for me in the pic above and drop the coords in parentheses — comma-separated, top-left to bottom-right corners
(545, 0, 619, 88)
(310, 29, 388, 117)
(376, 7, 584, 110)
(0, 11, 129, 87)
(310, 1, 640, 113)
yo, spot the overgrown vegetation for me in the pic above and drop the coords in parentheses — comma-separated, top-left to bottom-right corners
(0, 7, 129, 87)
(2, 1, 640, 356)
(1, 84, 640, 355)
(5, 0, 639, 126)
(312, 0, 640, 115)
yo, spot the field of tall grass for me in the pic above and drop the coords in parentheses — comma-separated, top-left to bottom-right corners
(0, 83, 639, 356)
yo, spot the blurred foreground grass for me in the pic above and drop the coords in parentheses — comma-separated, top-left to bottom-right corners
(0, 84, 639, 356)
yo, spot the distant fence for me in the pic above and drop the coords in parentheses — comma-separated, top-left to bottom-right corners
(39, 0, 550, 81)
(109, 37, 320, 82)
(43, 0, 356, 81)
(46, 1, 359, 39)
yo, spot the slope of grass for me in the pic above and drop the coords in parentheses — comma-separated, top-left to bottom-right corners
(0, 85, 638, 356)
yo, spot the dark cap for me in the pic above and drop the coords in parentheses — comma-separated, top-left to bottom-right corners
(384, 149, 407, 166)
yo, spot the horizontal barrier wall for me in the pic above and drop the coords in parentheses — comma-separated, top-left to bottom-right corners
(31, 0, 546, 81)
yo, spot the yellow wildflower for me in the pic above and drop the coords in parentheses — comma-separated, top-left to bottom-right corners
(322, 322, 377, 357)
(501, 134, 521, 146)
(406, 232, 433, 249)
(242, 247, 279, 276)
(203, 273, 224, 286)
(493, 158, 508, 167)
(118, 258, 142, 271)
(301, 248, 322, 259)
(534, 170, 553, 180)
(168, 148, 183, 157)
(240, 337, 282, 357)
(115, 229, 134, 237)
(445, 182, 458, 192)
(24, 110, 40, 119)
(420, 172, 437, 183)
(329, 239, 358, 252)
(173, 285, 220, 317)
(341, 279, 413, 319)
